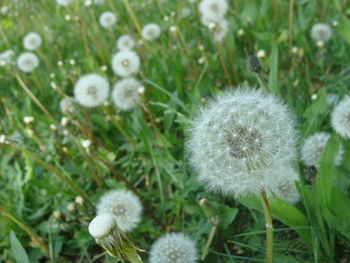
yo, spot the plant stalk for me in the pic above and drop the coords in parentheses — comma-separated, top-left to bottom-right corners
(260, 191, 273, 263)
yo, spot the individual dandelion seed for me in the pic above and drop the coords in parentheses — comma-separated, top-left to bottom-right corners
(265, 164, 300, 204)
(331, 96, 350, 139)
(17, 52, 39, 73)
(99, 11, 117, 28)
(311, 23, 332, 42)
(23, 32, 42, 50)
(188, 88, 297, 198)
(96, 189, 143, 232)
(301, 132, 344, 168)
(141, 23, 161, 41)
(111, 50, 140, 77)
(73, 73, 110, 107)
(112, 78, 142, 110)
(149, 233, 198, 263)
(59, 96, 77, 113)
(117, 35, 135, 51)
(199, 0, 228, 21)
(56, 0, 74, 6)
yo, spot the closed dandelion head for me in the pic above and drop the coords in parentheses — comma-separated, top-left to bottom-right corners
(265, 164, 300, 204)
(311, 23, 332, 42)
(301, 132, 344, 168)
(112, 78, 142, 110)
(89, 213, 116, 240)
(60, 96, 76, 113)
(141, 23, 161, 41)
(331, 96, 350, 139)
(199, 0, 228, 20)
(149, 233, 198, 263)
(23, 32, 42, 50)
(117, 35, 135, 51)
(17, 52, 39, 73)
(74, 73, 110, 108)
(96, 189, 142, 232)
(99, 11, 117, 28)
(111, 50, 140, 77)
(188, 88, 297, 198)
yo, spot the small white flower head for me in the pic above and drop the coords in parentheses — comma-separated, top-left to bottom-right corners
(149, 233, 198, 263)
(89, 213, 116, 239)
(238, 28, 244, 36)
(188, 88, 297, 198)
(81, 139, 91, 148)
(61, 116, 69, 126)
(75, 196, 84, 205)
(74, 73, 110, 107)
(23, 32, 42, 50)
(60, 96, 76, 113)
(257, 49, 266, 58)
(23, 116, 35, 124)
(56, 0, 74, 6)
(311, 23, 332, 42)
(331, 96, 350, 139)
(301, 132, 343, 168)
(265, 164, 300, 204)
(0, 49, 15, 65)
(199, 0, 228, 20)
(141, 23, 161, 41)
(99, 11, 117, 28)
(17, 52, 39, 73)
(112, 78, 142, 110)
(180, 7, 191, 18)
(117, 34, 135, 51)
(96, 189, 143, 232)
(111, 50, 140, 77)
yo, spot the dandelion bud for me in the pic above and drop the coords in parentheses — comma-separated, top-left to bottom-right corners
(24, 116, 35, 124)
(75, 196, 84, 206)
(57, 61, 63, 67)
(332, 20, 338, 27)
(69, 59, 75, 65)
(257, 49, 266, 58)
(0, 134, 6, 144)
(67, 202, 75, 212)
(64, 14, 71, 21)
(50, 124, 58, 131)
(53, 210, 62, 219)
(169, 26, 177, 33)
(81, 139, 91, 148)
(247, 55, 262, 73)
(61, 117, 69, 126)
(316, 41, 324, 48)
(238, 28, 244, 36)
(291, 46, 299, 54)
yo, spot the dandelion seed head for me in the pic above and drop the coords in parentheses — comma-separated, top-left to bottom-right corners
(199, 0, 228, 20)
(99, 11, 117, 28)
(74, 73, 110, 108)
(60, 96, 76, 113)
(117, 35, 135, 51)
(56, 0, 74, 6)
(23, 32, 42, 50)
(149, 233, 198, 263)
(112, 78, 142, 110)
(141, 23, 161, 41)
(17, 52, 39, 73)
(331, 96, 350, 139)
(111, 50, 140, 77)
(311, 23, 332, 42)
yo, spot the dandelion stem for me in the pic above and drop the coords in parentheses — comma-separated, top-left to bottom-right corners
(260, 191, 273, 263)
(122, 0, 142, 37)
(201, 224, 218, 260)
(216, 43, 233, 86)
(224, 39, 239, 83)
(288, 0, 295, 45)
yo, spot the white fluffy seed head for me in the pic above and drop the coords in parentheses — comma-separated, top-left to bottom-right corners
(311, 23, 332, 42)
(60, 96, 76, 113)
(0, 49, 14, 64)
(265, 164, 300, 204)
(56, 0, 74, 6)
(112, 78, 142, 110)
(111, 50, 140, 77)
(117, 35, 135, 51)
(301, 132, 343, 168)
(96, 189, 143, 232)
(17, 52, 39, 73)
(188, 88, 297, 198)
(89, 214, 116, 239)
(331, 96, 350, 139)
(208, 19, 228, 42)
(23, 32, 42, 50)
(99, 11, 117, 28)
(149, 233, 198, 263)
(199, 0, 228, 20)
(74, 73, 110, 107)
(141, 23, 161, 41)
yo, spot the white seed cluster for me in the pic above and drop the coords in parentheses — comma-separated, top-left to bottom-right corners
(331, 96, 350, 139)
(17, 52, 40, 73)
(141, 23, 161, 41)
(99, 11, 117, 28)
(311, 23, 332, 42)
(60, 96, 76, 113)
(149, 233, 198, 263)
(117, 35, 135, 51)
(23, 32, 42, 50)
(112, 78, 142, 110)
(111, 50, 140, 77)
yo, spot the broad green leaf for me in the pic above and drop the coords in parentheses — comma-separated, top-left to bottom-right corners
(9, 231, 30, 263)
(218, 206, 238, 231)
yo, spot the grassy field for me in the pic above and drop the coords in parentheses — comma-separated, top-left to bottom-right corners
(1, 0, 350, 262)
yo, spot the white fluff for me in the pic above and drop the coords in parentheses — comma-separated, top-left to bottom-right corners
(111, 50, 140, 77)
(331, 96, 350, 139)
(188, 88, 297, 198)
(199, 0, 228, 20)
(73, 73, 110, 108)
(60, 96, 77, 113)
(141, 23, 161, 41)
(89, 214, 116, 239)
(112, 78, 142, 110)
(311, 23, 332, 42)
(56, 0, 74, 6)
(149, 233, 198, 263)
(96, 189, 143, 232)
(23, 32, 42, 50)
(117, 34, 135, 51)
(99, 11, 117, 28)
(0, 49, 14, 64)
(17, 52, 39, 73)
(209, 19, 228, 42)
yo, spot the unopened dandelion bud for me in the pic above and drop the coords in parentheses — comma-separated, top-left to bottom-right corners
(0, 134, 6, 144)
(199, 198, 216, 220)
(24, 116, 35, 124)
(61, 117, 69, 126)
(238, 29, 244, 36)
(50, 124, 58, 131)
(247, 55, 262, 73)
(75, 196, 84, 206)
(67, 202, 75, 212)
(257, 49, 266, 58)
(81, 139, 91, 148)
(53, 210, 62, 219)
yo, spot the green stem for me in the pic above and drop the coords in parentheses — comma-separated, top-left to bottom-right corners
(110, 116, 137, 147)
(260, 191, 273, 263)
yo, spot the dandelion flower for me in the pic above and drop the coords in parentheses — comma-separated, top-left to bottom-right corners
(265, 164, 300, 204)
(111, 50, 140, 77)
(112, 78, 142, 110)
(141, 23, 161, 41)
(208, 19, 228, 42)
(17, 52, 39, 73)
(99, 11, 117, 28)
(74, 73, 109, 108)
(188, 88, 297, 198)
(117, 35, 135, 51)
(56, 0, 74, 6)
(311, 23, 332, 42)
(331, 96, 350, 139)
(149, 233, 198, 263)
(23, 32, 42, 50)
(199, 0, 228, 20)
(96, 189, 142, 232)
(60, 96, 76, 113)
(301, 132, 343, 168)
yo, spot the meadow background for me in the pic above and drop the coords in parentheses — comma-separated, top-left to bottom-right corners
(1, 0, 350, 262)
